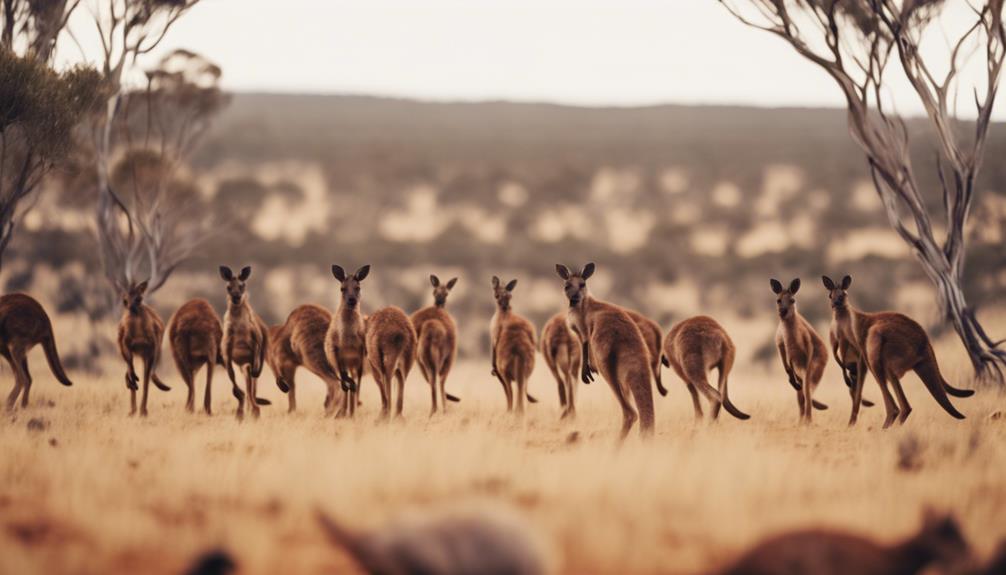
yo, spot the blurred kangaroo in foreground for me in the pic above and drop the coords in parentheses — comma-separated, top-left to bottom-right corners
(317, 505, 549, 575)
(541, 312, 581, 419)
(771, 278, 829, 423)
(556, 263, 654, 438)
(326, 264, 369, 417)
(268, 304, 347, 415)
(661, 316, 750, 421)
(168, 299, 223, 414)
(490, 276, 538, 415)
(823, 275, 973, 428)
(219, 266, 271, 420)
(117, 280, 171, 416)
(367, 305, 417, 419)
(0, 293, 72, 410)
(411, 274, 462, 415)
(717, 510, 969, 575)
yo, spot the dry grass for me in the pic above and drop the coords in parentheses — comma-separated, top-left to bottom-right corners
(1, 346, 1005, 575)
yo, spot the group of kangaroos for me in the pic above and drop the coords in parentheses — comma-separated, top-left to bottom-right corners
(0, 261, 975, 435)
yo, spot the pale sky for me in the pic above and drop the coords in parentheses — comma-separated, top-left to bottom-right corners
(57, 0, 1005, 118)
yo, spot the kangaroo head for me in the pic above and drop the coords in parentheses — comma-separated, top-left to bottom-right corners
(555, 262, 594, 307)
(220, 265, 252, 306)
(822, 274, 852, 309)
(122, 280, 149, 314)
(333, 264, 370, 310)
(912, 510, 969, 569)
(491, 276, 517, 311)
(430, 274, 458, 308)
(770, 278, 801, 319)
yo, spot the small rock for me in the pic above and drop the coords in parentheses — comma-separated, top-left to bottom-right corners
(48, 438, 58, 448)
(566, 431, 581, 445)
(26, 418, 48, 432)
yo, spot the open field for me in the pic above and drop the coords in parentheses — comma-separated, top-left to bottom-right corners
(1, 332, 1005, 575)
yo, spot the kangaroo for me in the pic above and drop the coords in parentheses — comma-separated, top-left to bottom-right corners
(269, 304, 348, 415)
(167, 299, 223, 414)
(556, 263, 655, 438)
(0, 293, 73, 410)
(822, 275, 974, 428)
(624, 309, 667, 397)
(717, 510, 969, 575)
(411, 275, 462, 415)
(661, 315, 750, 422)
(316, 505, 549, 575)
(325, 264, 369, 417)
(219, 265, 271, 420)
(771, 278, 829, 423)
(540, 312, 581, 419)
(490, 276, 538, 415)
(117, 280, 171, 417)
(366, 306, 417, 419)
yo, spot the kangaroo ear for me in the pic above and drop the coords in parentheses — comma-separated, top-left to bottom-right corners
(135, 280, 149, 294)
(446, 277, 458, 290)
(239, 266, 252, 281)
(581, 262, 595, 279)
(841, 275, 852, 290)
(219, 266, 234, 281)
(555, 264, 570, 280)
(789, 278, 801, 294)
(491, 276, 500, 288)
(332, 265, 346, 282)
(822, 275, 835, 290)
(354, 265, 371, 281)
(505, 279, 518, 292)
(430, 274, 440, 287)
(770, 278, 783, 294)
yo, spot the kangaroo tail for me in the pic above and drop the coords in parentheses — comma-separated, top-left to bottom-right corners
(683, 361, 723, 404)
(660, 354, 670, 368)
(914, 357, 965, 420)
(152, 372, 171, 392)
(41, 335, 73, 387)
(446, 393, 461, 403)
(255, 396, 271, 406)
(654, 359, 669, 397)
(514, 352, 537, 404)
(943, 380, 975, 398)
(812, 399, 828, 410)
(715, 364, 750, 421)
(628, 362, 656, 434)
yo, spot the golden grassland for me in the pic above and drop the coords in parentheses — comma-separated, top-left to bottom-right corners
(1, 331, 1005, 575)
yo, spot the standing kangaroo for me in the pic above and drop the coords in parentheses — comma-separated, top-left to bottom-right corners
(541, 312, 582, 419)
(326, 264, 369, 417)
(822, 275, 973, 428)
(771, 278, 829, 423)
(661, 316, 750, 422)
(717, 510, 969, 575)
(367, 306, 417, 420)
(556, 263, 655, 438)
(117, 281, 171, 417)
(0, 293, 72, 410)
(269, 304, 348, 415)
(490, 277, 538, 415)
(219, 265, 271, 420)
(411, 275, 462, 415)
(167, 299, 223, 414)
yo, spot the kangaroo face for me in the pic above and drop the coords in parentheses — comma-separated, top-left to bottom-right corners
(822, 275, 852, 309)
(333, 264, 370, 310)
(220, 265, 252, 306)
(491, 276, 517, 312)
(555, 263, 595, 307)
(430, 274, 458, 307)
(122, 280, 149, 314)
(770, 278, 800, 319)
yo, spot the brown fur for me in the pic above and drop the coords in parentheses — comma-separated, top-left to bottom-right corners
(325, 264, 370, 418)
(219, 266, 271, 420)
(823, 275, 973, 428)
(269, 304, 346, 415)
(117, 281, 171, 417)
(411, 274, 461, 415)
(661, 315, 750, 422)
(623, 309, 666, 397)
(771, 278, 829, 423)
(540, 312, 581, 419)
(0, 293, 72, 410)
(366, 306, 417, 419)
(718, 511, 969, 575)
(167, 299, 222, 414)
(556, 263, 655, 439)
(490, 276, 538, 415)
